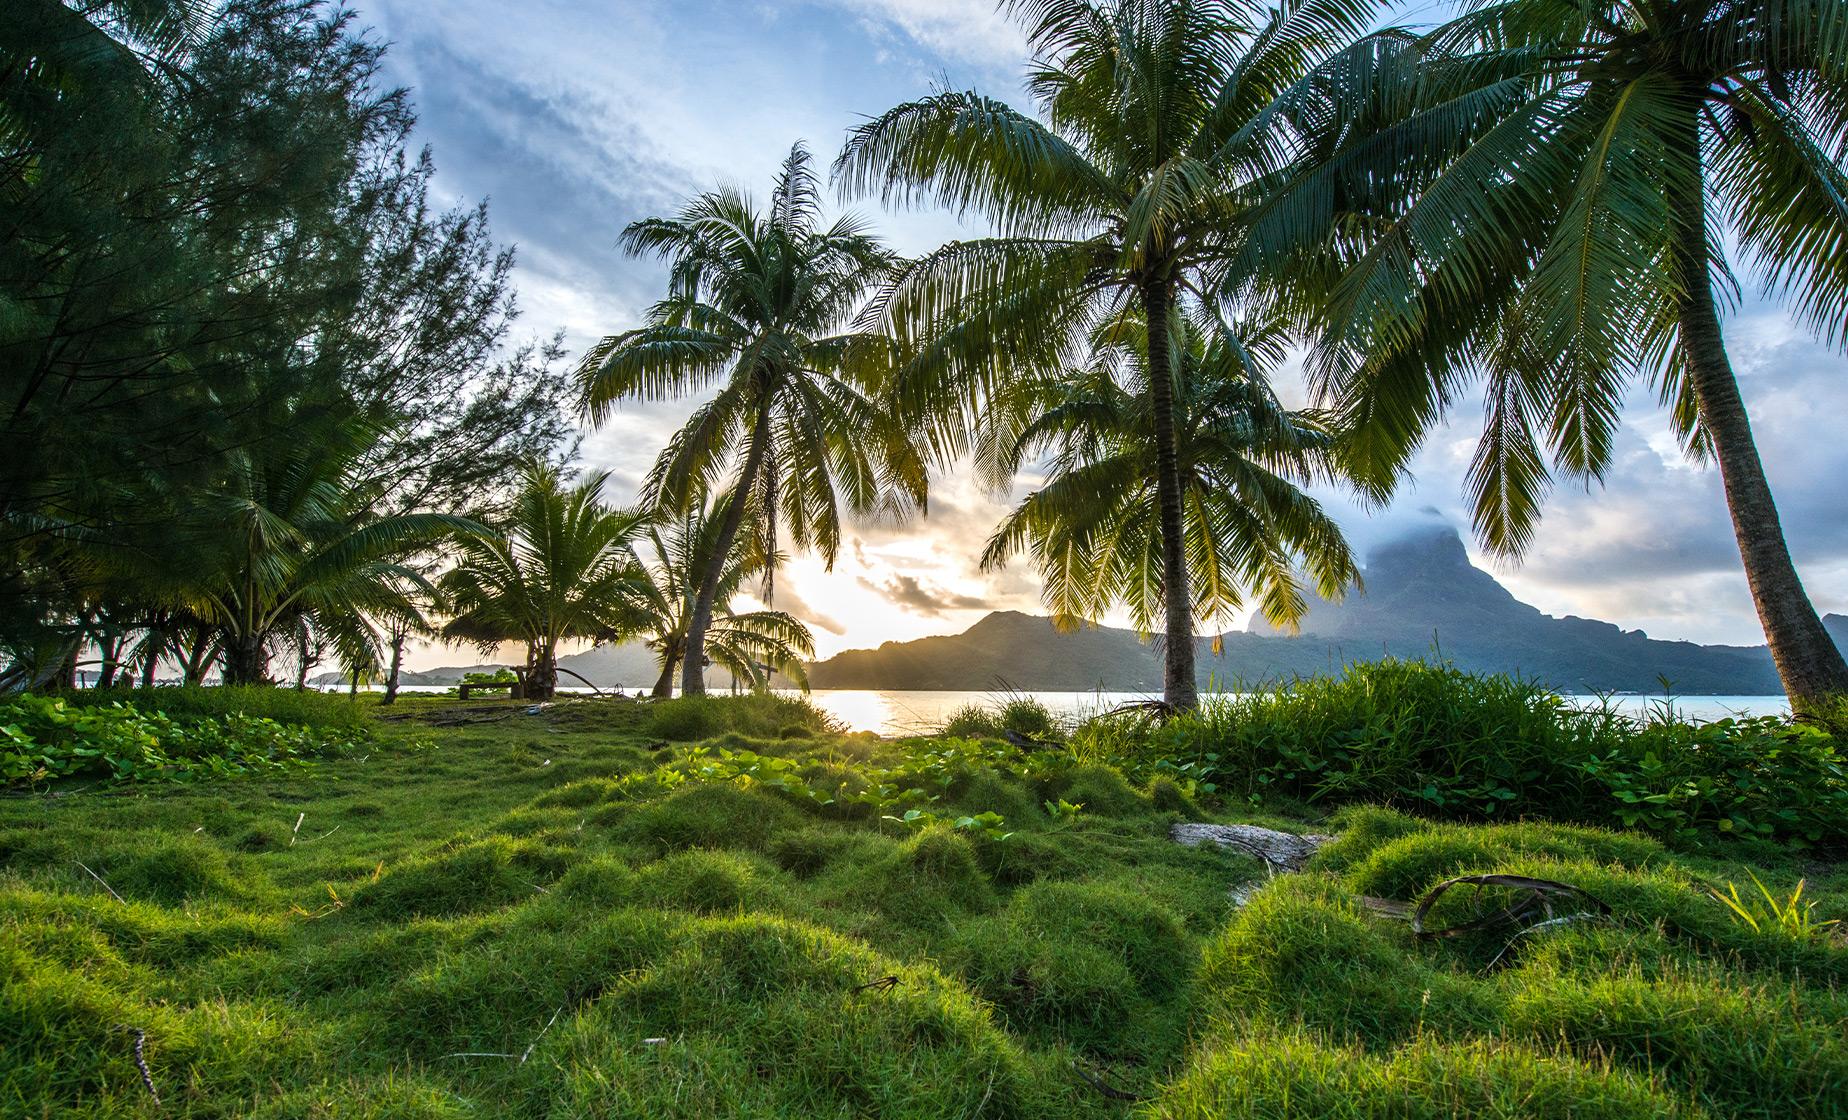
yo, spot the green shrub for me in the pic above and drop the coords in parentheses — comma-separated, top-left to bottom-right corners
(941, 703, 1002, 739)
(61, 685, 372, 730)
(2, 694, 367, 788)
(1081, 659, 1848, 847)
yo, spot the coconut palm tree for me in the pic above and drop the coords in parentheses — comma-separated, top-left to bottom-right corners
(629, 507, 813, 696)
(982, 309, 1358, 647)
(1286, 0, 1848, 711)
(576, 142, 927, 696)
(163, 429, 468, 685)
(835, 0, 1373, 709)
(440, 464, 645, 700)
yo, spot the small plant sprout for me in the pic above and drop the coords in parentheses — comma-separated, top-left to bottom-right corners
(1712, 873, 1841, 942)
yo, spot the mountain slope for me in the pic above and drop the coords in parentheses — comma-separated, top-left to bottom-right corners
(807, 528, 1802, 694)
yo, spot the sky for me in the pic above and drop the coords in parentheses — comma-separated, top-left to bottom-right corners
(356, 0, 1848, 668)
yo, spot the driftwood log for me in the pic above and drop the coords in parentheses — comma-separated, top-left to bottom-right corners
(1169, 822, 1334, 872)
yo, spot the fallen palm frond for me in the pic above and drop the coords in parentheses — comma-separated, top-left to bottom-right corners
(1411, 874, 1610, 942)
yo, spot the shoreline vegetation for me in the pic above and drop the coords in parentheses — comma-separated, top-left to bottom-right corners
(3, 677, 1845, 1116)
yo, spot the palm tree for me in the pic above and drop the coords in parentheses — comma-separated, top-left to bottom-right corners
(982, 310, 1358, 648)
(576, 142, 926, 696)
(440, 464, 645, 700)
(162, 430, 466, 685)
(836, 0, 1372, 709)
(1287, 0, 1848, 711)
(629, 507, 813, 697)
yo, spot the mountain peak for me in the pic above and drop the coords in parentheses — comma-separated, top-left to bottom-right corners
(1367, 525, 1473, 574)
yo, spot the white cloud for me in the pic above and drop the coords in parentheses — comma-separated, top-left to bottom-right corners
(823, 0, 1029, 69)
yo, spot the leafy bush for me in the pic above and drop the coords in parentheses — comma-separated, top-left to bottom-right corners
(1085, 659, 1848, 847)
(1, 695, 368, 788)
(61, 684, 372, 731)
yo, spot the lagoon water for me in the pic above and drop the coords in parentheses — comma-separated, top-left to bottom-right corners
(367, 684, 1791, 736)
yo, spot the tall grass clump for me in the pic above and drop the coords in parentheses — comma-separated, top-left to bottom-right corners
(1085, 659, 1848, 847)
(644, 693, 840, 742)
(940, 694, 1059, 740)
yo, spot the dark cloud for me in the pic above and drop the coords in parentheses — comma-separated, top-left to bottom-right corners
(858, 574, 987, 617)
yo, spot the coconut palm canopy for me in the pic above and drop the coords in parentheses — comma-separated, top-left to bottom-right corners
(982, 310, 1359, 638)
(1265, 0, 1848, 707)
(575, 142, 928, 695)
(629, 506, 814, 696)
(834, 0, 1380, 707)
(441, 464, 644, 699)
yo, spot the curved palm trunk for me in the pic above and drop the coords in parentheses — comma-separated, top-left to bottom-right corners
(652, 643, 681, 698)
(381, 631, 406, 705)
(1142, 280, 1199, 710)
(1676, 153, 1848, 714)
(682, 407, 772, 697)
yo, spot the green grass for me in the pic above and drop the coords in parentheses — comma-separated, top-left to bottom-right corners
(1, 690, 1844, 1117)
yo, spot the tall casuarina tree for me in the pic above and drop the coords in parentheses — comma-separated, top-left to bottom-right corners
(836, 0, 1372, 709)
(1291, 0, 1848, 711)
(577, 144, 926, 696)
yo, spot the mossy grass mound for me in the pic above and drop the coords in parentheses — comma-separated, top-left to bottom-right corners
(1, 692, 1842, 1118)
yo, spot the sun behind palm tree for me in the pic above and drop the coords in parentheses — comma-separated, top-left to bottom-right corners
(836, 0, 1375, 708)
(576, 143, 926, 696)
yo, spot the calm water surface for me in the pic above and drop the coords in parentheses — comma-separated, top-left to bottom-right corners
(372, 684, 1792, 736)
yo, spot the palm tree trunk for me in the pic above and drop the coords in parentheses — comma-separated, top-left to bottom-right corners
(382, 631, 406, 705)
(223, 633, 267, 686)
(652, 646, 679, 698)
(1675, 159, 1848, 714)
(683, 407, 772, 697)
(1141, 280, 1198, 711)
(96, 632, 122, 689)
(528, 640, 559, 700)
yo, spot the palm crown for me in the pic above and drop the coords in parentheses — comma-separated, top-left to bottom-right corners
(577, 142, 926, 695)
(441, 464, 644, 699)
(983, 310, 1358, 637)
(836, 0, 1372, 706)
(629, 507, 814, 697)
(1280, 0, 1848, 707)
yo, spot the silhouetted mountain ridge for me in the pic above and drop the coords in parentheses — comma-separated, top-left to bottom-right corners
(807, 527, 1822, 694)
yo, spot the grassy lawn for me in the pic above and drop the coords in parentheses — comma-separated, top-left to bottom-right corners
(3, 693, 1846, 1118)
